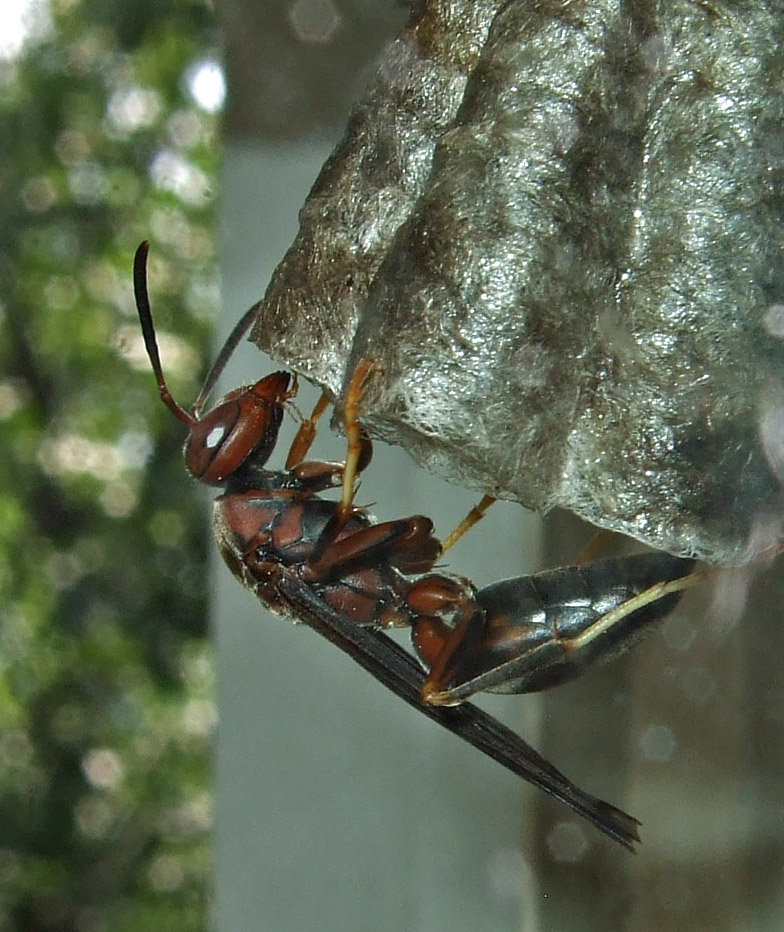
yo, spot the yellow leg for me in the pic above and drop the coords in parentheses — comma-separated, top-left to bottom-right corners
(286, 390, 331, 469)
(570, 566, 711, 650)
(574, 528, 620, 565)
(441, 494, 497, 555)
(340, 358, 377, 518)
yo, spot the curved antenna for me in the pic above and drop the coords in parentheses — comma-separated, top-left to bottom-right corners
(191, 299, 263, 417)
(133, 241, 195, 427)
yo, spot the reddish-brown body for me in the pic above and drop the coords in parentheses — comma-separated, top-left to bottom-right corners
(215, 487, 438, 627)
(134, 241, 698, 851)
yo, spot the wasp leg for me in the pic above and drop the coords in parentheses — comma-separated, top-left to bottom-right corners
(285, 386, 372, 494)
(284, 389, 344, 493)
(406, 575, 488, 706)
(286, 389, 331, 469)
(418, 553, 702, 704)
(441, 494, 497, 554)
(574, 528, 623, 565)
(339, 358, 376, 519)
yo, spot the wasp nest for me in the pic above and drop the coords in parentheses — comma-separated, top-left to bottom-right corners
(252, 0, 784, 565)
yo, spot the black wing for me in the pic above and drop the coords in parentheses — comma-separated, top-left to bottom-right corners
(277, 574, 640, 851)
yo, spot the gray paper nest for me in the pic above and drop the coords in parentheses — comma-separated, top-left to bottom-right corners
(251, 0, 784, 565)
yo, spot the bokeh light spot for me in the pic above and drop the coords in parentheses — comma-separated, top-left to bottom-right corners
(82, 748, 124, 790)
(639, 723, 677, 762)
(288, 0, 342, 44)
(187, 59, 225, 113)
(546, 821, 588, 863)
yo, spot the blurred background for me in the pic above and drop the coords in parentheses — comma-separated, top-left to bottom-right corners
(4, 1, 784, 931)
(0, 1, 218, 929)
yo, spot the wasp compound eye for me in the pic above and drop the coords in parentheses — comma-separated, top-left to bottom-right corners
(183, 375, 289, 484)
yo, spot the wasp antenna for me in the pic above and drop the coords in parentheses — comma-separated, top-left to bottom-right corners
(191, 299, 263, 417)
(133, 241, 195, 427)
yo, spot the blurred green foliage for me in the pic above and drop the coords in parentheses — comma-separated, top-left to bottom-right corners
(0, 1, 220, 929)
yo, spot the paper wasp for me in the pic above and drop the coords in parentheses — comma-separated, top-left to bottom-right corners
(133, 241, 700, 850)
